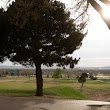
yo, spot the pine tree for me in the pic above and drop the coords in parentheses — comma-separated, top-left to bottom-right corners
(0, 0, 86, 96)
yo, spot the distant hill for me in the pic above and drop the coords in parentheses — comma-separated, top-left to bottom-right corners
(0, 66, 28, 69)
(0, 65, 110, 70)
(100, 66, 110, 70)
(75, 66, 110, 70)
(102, 66, 110, 68)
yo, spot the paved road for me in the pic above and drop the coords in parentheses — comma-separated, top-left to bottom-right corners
(0, 96, 110, 110)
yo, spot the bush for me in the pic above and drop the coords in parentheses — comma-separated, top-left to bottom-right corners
(52, 68, 62, 78)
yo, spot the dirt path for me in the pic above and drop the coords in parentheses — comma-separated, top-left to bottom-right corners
(0, 96, 110, 110)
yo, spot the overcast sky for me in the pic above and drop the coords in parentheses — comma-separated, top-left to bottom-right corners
(1, 0, 110, 67)
(59, 0, 110, 67)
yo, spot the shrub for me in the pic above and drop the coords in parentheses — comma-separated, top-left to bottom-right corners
(52, 68, 62, 78)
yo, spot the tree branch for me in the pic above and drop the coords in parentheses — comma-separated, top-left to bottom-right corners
(99, 0, 110, 6)
(88, 0, 110, 29)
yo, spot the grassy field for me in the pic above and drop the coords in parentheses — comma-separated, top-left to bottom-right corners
(0, 76, 109, 101)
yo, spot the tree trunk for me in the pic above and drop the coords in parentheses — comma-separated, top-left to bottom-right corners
(81, 82, 84, 88)
(35, 63, 43, 96)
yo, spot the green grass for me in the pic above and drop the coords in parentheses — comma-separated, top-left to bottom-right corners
(0, 80, 36, 96)
(98, 79, 110, 82)
(0, 89, 35, 96)
(0, 76, 109, 100)
(57, 78, 78, 83)
(44, 86, 86, 99)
